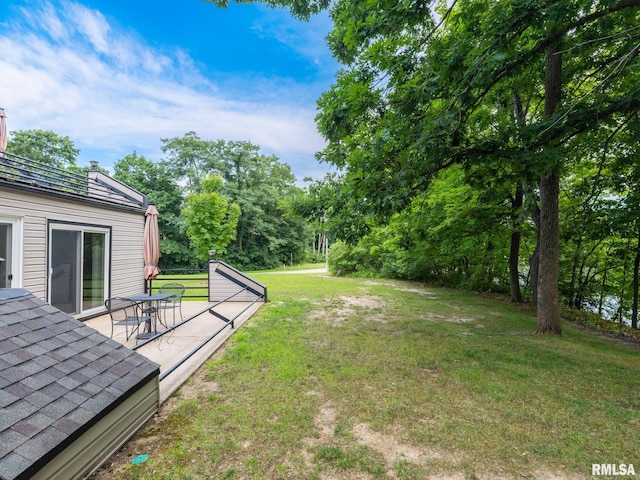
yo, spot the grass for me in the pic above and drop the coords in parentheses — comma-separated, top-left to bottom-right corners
(110, 273, 640, 480)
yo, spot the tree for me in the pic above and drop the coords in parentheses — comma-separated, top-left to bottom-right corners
(7, 130, 79, 167)
(328, 165, 520, 290)
(161, 133, 312, 269)
(182, 175, 241, 262)
(216, 141, 311, 269)
(216, 0, 640, 334)
(608, 119, 640, 329)
(113, 152, 194, 269)
(291, 175, 340, 261)
(206, 0, 329, 20)
(535, 43, 563, 334)
(161, 132, 222, 194)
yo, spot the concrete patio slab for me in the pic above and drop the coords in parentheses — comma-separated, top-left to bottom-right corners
(84, 300, 263, 403)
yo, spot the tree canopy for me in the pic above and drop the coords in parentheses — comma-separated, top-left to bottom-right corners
(182, 175, 241, 262)
(7, 130, 79, 167)
(160, 133, 313, 269)
(10, 0, 640, 332)
(113, 152, 194, 269)
(218, 0, 640, 333)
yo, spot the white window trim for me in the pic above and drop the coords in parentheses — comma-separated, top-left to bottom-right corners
(0, 216, 24, 288)
(48, 222, 111, 317)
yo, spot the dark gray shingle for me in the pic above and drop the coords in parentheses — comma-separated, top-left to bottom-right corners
(0, 289, 159, 480)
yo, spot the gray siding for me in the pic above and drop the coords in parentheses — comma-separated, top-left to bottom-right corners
(0, 186, 145, 311)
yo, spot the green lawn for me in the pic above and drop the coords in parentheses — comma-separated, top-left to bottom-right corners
(111, 273, 640, 480)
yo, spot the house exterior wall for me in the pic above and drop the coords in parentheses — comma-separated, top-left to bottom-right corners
(0, 186, 146, 313)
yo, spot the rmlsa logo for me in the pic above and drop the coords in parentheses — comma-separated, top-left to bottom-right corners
(592, 464, 635, 476)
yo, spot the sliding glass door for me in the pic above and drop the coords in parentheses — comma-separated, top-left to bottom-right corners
(83, 232, 106, 310)
(49, 224, 110, 316)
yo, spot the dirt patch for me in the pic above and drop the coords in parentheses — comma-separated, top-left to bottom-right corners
(160, 367, 219, 416)
(364, 280, 438, 297)
(528, 468, 589, 480)
(301, 404, 336, 470)
(569, 320, 640, 349)
(314, 405, 338, 440)
(310, 295, 388, 325)
(352, 422, 448, 465)
(340, 295, 385, 309)
(420, 311, 477, 325)
(300, 403, 589, 480)
(444, 315, 475, 323)
(88, 414, 166, 479)
(302, 402, 459, 479)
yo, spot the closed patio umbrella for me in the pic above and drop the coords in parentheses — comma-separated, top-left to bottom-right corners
(143, 204, 161, 294)
(0, 109, 7, 154)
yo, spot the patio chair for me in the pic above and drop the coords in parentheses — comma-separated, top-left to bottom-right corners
(105, 297, 151, 342)
(157, 283, 186, 327)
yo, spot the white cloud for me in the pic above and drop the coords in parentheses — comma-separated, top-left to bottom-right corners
(38, 3, 68, 40)
(0, 0, 335, 181)
(67, 1, 111, 55)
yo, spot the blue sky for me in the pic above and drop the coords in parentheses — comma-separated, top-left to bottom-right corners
(0, 0, 340, 182)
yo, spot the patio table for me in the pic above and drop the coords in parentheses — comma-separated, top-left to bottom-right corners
(124, 292, 174, 337)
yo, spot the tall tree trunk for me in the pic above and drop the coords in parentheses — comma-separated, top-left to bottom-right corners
(618, 244, 629, 324)
(598, 265, 607, 317)
(568, 236, 582, 308)
(509, 185, 523, 303)
(510, 93, 526, 303)
(537, 171, 562, 334)
(536, 44, 563, 334)
(632, 226, 640, 329)
(530, 205, 540, 307)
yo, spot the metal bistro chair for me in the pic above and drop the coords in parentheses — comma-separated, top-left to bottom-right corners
(157, 283, 186, 327)
(105, 297, 151, 342)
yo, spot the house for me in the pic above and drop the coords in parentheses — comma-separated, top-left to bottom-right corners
(0, 151, 267, 478)
(0, 152, 148, 319)
(0, 288, 160, 480)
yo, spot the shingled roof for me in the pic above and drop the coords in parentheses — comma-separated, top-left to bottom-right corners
(0, 289, 160, 480)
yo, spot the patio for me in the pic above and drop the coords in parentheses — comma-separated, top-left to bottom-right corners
(84, 299, 263, 404)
